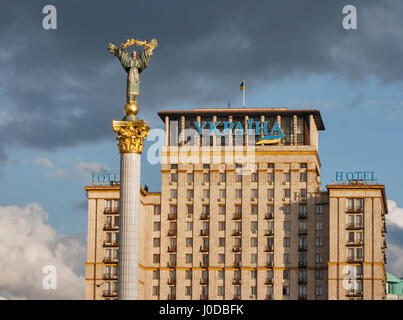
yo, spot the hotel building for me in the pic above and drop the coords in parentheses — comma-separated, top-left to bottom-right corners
(85, 107, 388, 300)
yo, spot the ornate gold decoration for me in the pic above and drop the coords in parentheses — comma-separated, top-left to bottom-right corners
(112, 120, 150, 154)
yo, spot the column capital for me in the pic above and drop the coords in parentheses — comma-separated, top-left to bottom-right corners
(112, 120, 150, 154)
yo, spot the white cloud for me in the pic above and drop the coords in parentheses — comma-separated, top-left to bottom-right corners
(75, 160, 109, 178)
(34, 157, 53, 169)
(386, 243, 403, 277)
(387, 200, 403, 230)
(0, 203, 85, 299)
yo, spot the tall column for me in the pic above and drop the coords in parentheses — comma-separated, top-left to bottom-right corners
(112, 120, 150, 300)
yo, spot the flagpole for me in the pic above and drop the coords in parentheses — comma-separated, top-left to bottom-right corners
(243, 80, 245, 107)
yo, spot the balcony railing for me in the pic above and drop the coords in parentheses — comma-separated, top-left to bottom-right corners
(168, 294, 176, 300)
(167, 278, 176, 285)
(200, 294, 209, 300)
(264, 230, 274, 236)
(168, 214, 177, 221)
(346, 223, 363, 230)
(232, 278, 241, 285)
(167, 246, 177, 252)
(232, 246, 242, 252)
(200, 229, 209, 236)
(233, 261, 241, 268)
(346, 290, 363, 297)
(346, 207, 363, 213)
(298, 278, 307, 285)
(200, 278, 209, 285)
(298, 214, 307, 219)
(298, 247, 307, 252)
(298, 262, 307, 268)
(167, 261, 176, 268)
(103, 241, 119, 247)
(347, 257, 363, 263)
(200, 262, 209, 268)
(232, 230, 242, 236)
(298, 294, 307, 300)
(102, 290, 118, 297)
(266, 261, 274, 268)
(265, 279, 273, 285)
(233, 214, 242, 220)
(103, 257, 118, 264)
(200, 214, 210, 220)
(104, 208, 119, 214)
(298, 229, 307, 235)
(167, 230, 177, 236)
(346, 240, 363, 246)
(103, 223, 119, 231)
(200, 246, 209, 252)
(265, 246, 274, 252)
(103, 273, 118, 280)
(265, 295, 273, 300)
(232, 294, 241, 300)
(264, 213, 274, 220)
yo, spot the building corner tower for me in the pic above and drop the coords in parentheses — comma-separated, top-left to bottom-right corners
(112, 120, 150, 299)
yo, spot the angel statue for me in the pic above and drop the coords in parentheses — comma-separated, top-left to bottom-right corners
(108, 37, 158, 120)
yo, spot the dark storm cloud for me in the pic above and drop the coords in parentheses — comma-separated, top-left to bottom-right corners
(0, 0, 402, 158)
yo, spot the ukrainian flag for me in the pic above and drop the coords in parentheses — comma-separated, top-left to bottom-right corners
(240, 81, 244, 91)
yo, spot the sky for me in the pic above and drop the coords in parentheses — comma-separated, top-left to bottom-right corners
(0, 0, 403, 299)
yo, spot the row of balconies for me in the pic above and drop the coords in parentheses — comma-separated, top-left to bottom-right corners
(167, 212, 320, 221)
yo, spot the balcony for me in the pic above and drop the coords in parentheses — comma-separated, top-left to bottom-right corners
(233, 214, 242, 220)
(104, 208, 119, 214)
(232, 246, 242, 252)
(102, 290, 118, 298)
(298, 278, 307, 285)
(200, 294, 209, 300)
(168, 294, 176, 300)
(264, 230, 274, 236)
(298, 294, 307, 300)
(346, 240, 363, 246)
(346, 290, 363, 298)
(168, 214, 177, 221)
(264, 213, 274, 220)
(265, 246, 274, 252)
(232, 230, 242, 236)
(200, 214, 210, 220)
(347, 257, 363, 263)
(103, 273, 118, 280)
(200, 246, 209, 252)
(200, 261, 209, 268)
(346, 223, 363, 230)
(298, 229, 307, 235)
(103, 223, 119, 231)
(266, 261, 274, 268)
(298, 213, 307, 219)
(346, 207, 363, 213)
(298, 262, 307, 268)
(232, 278, 241, 285)
(265, 279, 273, 285)
(167, 230, 177, 236)
(233, 261, 241, 268)
(167, 278, 176, 285)
(200, 278, 209, 285)
(103, 241, 119, 247)
(167, 261, 176, 268)
(298, 247, 307, 252)
(167, 246, 176, 253)
(103, 257, 118, 264)
(232, 294, 241, 300)
(265, 295, 273, 300)
(200, 229, 209, 236)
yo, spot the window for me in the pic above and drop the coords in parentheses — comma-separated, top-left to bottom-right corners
(187, 189, 194, 200)
(251, 238, 258, 247)
(153, 254, 160, 263)
(284, 221, 290, 231)
(235, 205, 242, 216)
(316, 254, 323, 264)
(283, 237, 290, 247)
(251, 189, 258, 199)
(315, 286, 323, 296)
(283, 172, 290, 183)
(283, 205, 290, 214)
(154, 205, 161, 215)
(316, 204, 323, 215)
(250, 270, 257, 279)
(219, 189, 226, 199)
(153, 238, 160, 247)
(219, 221, 226, 231)
(186, 205, 193, 215)
(300, 189, 307, 198)
(283, 269, 290, 280)
(300, 172, 307, 182)
(283, 254, 290, 264)
(267, 189, 274, 199)
(251, 205, 258, 215)
(186, 222, 193, 231)
(299, 204, 307, 217)
(284, 189, 291, 198)
(106, 200, 112, 209)
(316, 221, 323, 231)
(186, 238, 193, 247)
(203, 164, 210, 169)
(186, 254, 192, 264)
(267, 172, 274, 183)
(316, 237, 323, 247)
(185, 286, 192, 296)
(251, 286, 257, 297)
(170, 172, 178, 183)
(187, 173, 194, 184)
(171, 164, 178, 169)
(251, 172, 258, 182)
(153, 222, 160, 231)
(153, 270, 160, 279)
(170, 205, 177, 216)
(315, 270, 323, 280)
(283, 286, 290, 296)
(203, 173, 210, 184)
(299, 237, 307, 250)
(203, 189, 210, 199)
(218, 270, 225, 279)
(185, 270, 192, 280)
(218, 286, 225, 296)
(251, 221, 258, 233)
(235, 173, 242, 182)
(300, 163, 307, 169)
(219, 172, 226, 183)
(219, 205, 226, 215)
(267, 163, 274, 169)
(170, 189, 178, 199)
(251, 254, 257, 263)
(219, 238, 225, 247)
(152, 286, 160, 296)
(235, 189, 242, 198)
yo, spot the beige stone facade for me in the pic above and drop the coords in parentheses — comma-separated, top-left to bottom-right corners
(84, 108, 387, 300)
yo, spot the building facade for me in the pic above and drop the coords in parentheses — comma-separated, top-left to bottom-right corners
(85, 107, 388, 300)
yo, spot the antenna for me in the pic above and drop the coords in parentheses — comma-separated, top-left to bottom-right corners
(227, 100, 231, 108)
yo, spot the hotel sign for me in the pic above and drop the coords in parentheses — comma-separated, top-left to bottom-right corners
(90, 171, 120, 184)
(335, 171, 377, 182)
(194, 119, 285, 145)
